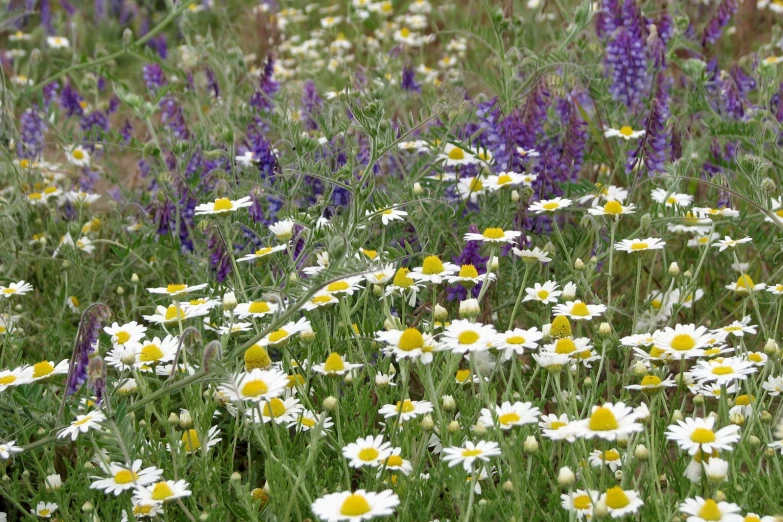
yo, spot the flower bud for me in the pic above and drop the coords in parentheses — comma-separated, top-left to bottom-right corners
(640, 213, 652, 231)
(761, 411, 773, 423)
(562, 282, 577, 301)
(473, 422, 487, 436)
(749, 435, 761, 448)
(116, 286, 125, 295)
(420, 415, 434, 431)
(614, 470, 623, 481)
(557, 466, 575, 487)
(442, 395, 456, 411)
(343, 372, 354, 384)
(693, 394, 705, 405)
(765, 338, 779, 356)
(82, 501, 94, 513)
(433, 304, 448, 321)
(574, 258, 585, 271)
(683, 270, 693, 279)
(673, 409, 683, 422)
(503, 480, 514, 493)
(599, 322, 611, 336)
(761, 177, 777, 194)
(448, 420, 460, 433)
(668, 262, 680, 276)
(632, 362, 648, 376)
(765, 448, 776, 458)
(323, 396, 338, 411)
(583, 376, 592, 386)
(705, 458, 728, 484)
(459, 298, 480, 318)
(523, 436, 539, 454)
(199, 513, 209, 522)
(714, 490, 726, 502)
(373, 284, 383, 297)
(230, 472, 242, 482)
(634, 444, 649, 461)
(489, 256, 499, 271)
(593, 499, 608, 517)
(131, 273, 139, 283)
(730, 413, 744, 425)
(179, 410, 193, 429)
(413, 182, 424, 195)
(122, 28, 133, 47)
(511, 190, 520, 202)
(222, 291, 238, 311)
(168, 412, 180, 425)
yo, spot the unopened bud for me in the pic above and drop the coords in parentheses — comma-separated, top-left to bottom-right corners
(599, 322, 611, 336)
(669, 262, 680, 276)
(634, 444, 649, 461)
(434, 304, 448, 321)
(442, 395, 456, 411)
(222, 291, 238, 311)
(730, 413, 744, 425)
(502, 480, 514, 493)
(765, 338, 779, 356)
(459, 298, 480, 318)
(693, 394, 705, 405)
(761, 411, 773, 423)
(523, 436, 539, 453)
(131, 273, 139, 283)
(420, 415, 434, 431)
(82, 501, 94, 513)
(122, 28, 133, 47)
(594, 499, 608, 517)
(168, 412, 180, 425)
(413, 182, 424, 195)
(632, 362, 648, 376)
(116, 286, 125, 295)
(489, 256, 499, 271)
(574, 258, 585, 271)
(373, 284, 383, 297)
(448, 420, 460, 433)
(230, 472, 241, 482)
(749, 435, 761, 448)
(673, 409, 684, 422)
(323, 396, 338, 411)
(761, 177, 777, 194)
(511, 190, 520, 202)
(557, 466, 575, 487)
(583, 376, 592, 386)
(683, 270, 693, 279)
(714, 490, 726, 502)
(179, 410, 193, 428)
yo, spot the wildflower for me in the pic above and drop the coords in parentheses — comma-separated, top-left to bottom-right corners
(654, 324, 713, 359)
(679, 497, 743, 522)
(713, 316, 756, 337)
(516, 147, 540, 158)
(343, 435, 393, 468)
(234, 300, 279, 319)
(323, 276, 364, 296)
(485, 172, 527, 191)
(438, 143, 478, 166)
(289, 410, 334, 433)
(133, 335, 178, 367)
(725, 274, 766, 294)
(588, 448, 624, 471)
(651, 188, 693, 207)
(529, 197, 572, 214)
(410, 256, 459, 284)
(600, 487, 644, 518)
(512, 247, 552, 264)
(24, 360, 69, 382)
(378, 399, 433, 421)
(626, 374, 676, 392)
(90, 460, 163, 495)
(269, 219, 296, 241)
(312, 353, 363, 376)
(495, 327, 544, 360)
(587, 200, 636, 217)
(604, 126, 645, 140)
(440, 320, 497, 353)
(0, 366, 31, 391)
(147, 283, 209, 296)
(690, 358, 757, 385)
(614, 237, 666, 253)
(311, 489, 399, 521)
(0, 441, 22, 459)
(33, 502, 58, 518)
(58, 410, 106, 440)
(246, 397, 302, 424)
(169, 427, 222, 455)
(375, 328, 430, 360)
(456, 177, 489, 201)
(219, 368, 289, 402)
(666, 417, 740, 455)
(478, 401, 540, 430)
(257, 318, 312, 347)
(134, 480, 192, 504)
(442, 440, 501, 471)
(573, 402, 643, 441)
(237, 244, 289, 264)
(447, 264, 495, 287)
(65, 144, 90, 167)
(46, 36, 70, 48)
(0, 280, 33, 298)
(553, 300, 607, 321)
(104, 321, 146, 348)
(463, 227, 522, 244)
(561, 489, 599, 520)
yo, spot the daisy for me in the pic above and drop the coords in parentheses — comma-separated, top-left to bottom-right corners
(33, 502, 58, 518)
(529, 197, 572, 214)
(572, 402, 642, 441)
(588, 448, 624, 471)
(463, 227, 522, 244)
(604, 126, 645, 140)
(323, 276, 364, 296)
(397, 140, 429, 151)
(679, 497, 743, 522)
(311, 489, 399, 521)
(63, 191, 101, 205)
(170, 426, 222, 454)
(342, 435, 393, 468)
(218, 368, 289, 402)
(234, 300, 279, 319)
(692, 206, 740, 219)
(0, 441, 22, 459)
(521, 281, 563, 306)
(651, 188, 693, 207)
(90, 460, 162, 495)
(495, 327, 543, 360)
(543, 337, 595, 362)
(24, 360, 69, 382)
(440, 320, 497, 353)
(247, 397, 302, 424)
(65, 144, 90, 167)
(763, 375, 783, 396)
(269, 219, 296, 241)
(478, 401, 540, 430)
(552, 300, 607, 321)
(725, 274, 766, 294)
(58, 410, 106, 441)
(104, 321, 146, 348)
(364, 264, 396, 285)
(0, 280, 33, 298)
(516, 147, 540, 158)
(456, 177, 489, 201)
(614, 237, 666, 253)
(367, 207, 408, 226)
(258, 318, 312, 347)
(470, 146, 494, 164)
(666, 417, 740, 455)
(713, 236, 752, 252)
(302, 293, 340, 311)
(136, 335, 179, 366)
(289, 410, 334, 433)
(442, 440, 501, 471)
(311, 352, 363, 375)
(134, 480, 192, 504)
(512, 246, 552, 264)
(237, 244, 288, 262)
(712, 316, 756, 337)
(446, 264, 495, 287)
(147, 283, 209, 296)
(600, 487, 644, 518)
(46, 36, 70, 48)
(378, 449, 413, 475)
(626, 374, 676, 392)
(561, 489, 598, 520)
(378, 399, 433, 421)
(485, 172, 526, 191)
(654, 324, 713, 359)
(235, 150, 258, 167)
(587, 200, 636, 217)
(689, 358, 757, 385)
(438, 143, 478, 166)
(540, 413, 577, 441)
(0, 366, 31, 391)
(767, 283, 783, 295)
(667, 211, 712, 235)
(409, 256, 459, 285)
(375, 327, 429, 360)
(532, 352, 571, 372)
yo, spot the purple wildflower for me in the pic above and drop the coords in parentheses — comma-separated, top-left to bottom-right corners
(60, 82, 85, 117)
(702, 0, 738, 47)
(143, 63, 167, 94)
(17, 109, 47, 159)
(159, 95, 189, 140)
(401, 63, 420, 92)
(301, 80, 322, 131)
(207, 225, 232, 283)
(43, 81, 59, 109)
(606, 27, 648, 110)
(206, 67, 220, 99)
(596, 0, 622, 39)
(249, 54, 279, 112)
(65, 303, 111, 398)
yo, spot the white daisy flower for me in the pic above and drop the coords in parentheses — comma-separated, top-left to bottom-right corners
(135, 335, 179, 367)
(529, 197, 572, 214)
(0, 366, 31, 391)
(587, 200, 636, 217)
(0, 280, 33, 298)
(33, 502, 58, 518)
(572, 402, 643, 441)
(410, 256, 459, 284)
(588, 448, 624, 471)
(168, 426, 221, 454)
(495, 327, 543, 360)
(269, 219, 296, 241)
(463, 227, 522, 244)
(689, 357, 757, 385)
(653, 324, 713, 359)
(478, 401, 540, 430)
(237, 244, 288, 262)
(523, 281, 562, 304)
(678, 497, 743, 522)
(342, 435, 393, 468)
(257, 317, 312, 347)
(65, 144, 90, 167)
(46, 36, 70, 48)
(438, 143, 478, 166)
(665, 416, 740, 455)
(713, 316, 756, 337)
(456, 177, 489, 201)
(90, 460, 162, 495)
(234, 300, 279, 319)
(552, 300, 607, 321)
(147, 283, 209, 296)
(540, 413, 576, 441)
(604, 126, 645, 140)
(442, 440, 501, 471)
(613, 237, 666, 253)
(561, 489, 598, 520)
(440, 320, 497, 353)
(58, 410, 106, 441)
(512, 246, 552, 264)
(104, 321, 146, 348)
(367, 207, 408, 226)
(311, 489, 399, 521)
(516, 147, 540, 158)
(0, 441, 23, 459)
(713, 236, 752, 252)
(651, 188, 693, 207)
(378, 399, 432, 422)
(485, 172, 527, 190)
(600, 487, 644, 518)
(725, 274, 766, 294)
(311, 353, 363, 375)
(218, 368, 289, 402)
(23, 360, 69, 382)
(246, 397, 302, 424)
(288, 410, 334, 433)
(133, 480, 192, 504)
(322, 276, 365, 296)
(235, 150, 259, 167)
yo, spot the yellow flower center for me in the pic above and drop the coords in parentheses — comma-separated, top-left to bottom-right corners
(570, 302, 591, 316)
(630, 242, 649, 251)
(555, 338, 577, 354)
(28, 193, 42, 200)
(497, 174, 512, 185)
(267, 329, 289, 343)
(749, 352, 763, 362)
(603, 200, 623, 214)
(399, 27, 410, 37)
(254, 247, 273, 256)
(461, 448, 483, 457)
(287, 374, 305, 388)
(619, 126, 634, 137)
(651, 299, 662, 310)
(73, 415, 93, 426)
(0, 375, 16, 385)
(542, 202, 560, 210)
(44, 186, 58, 194)
(550, 421, 567, 430)
(711, 366, 734, 375)
(459, 264, 479, 278)
(241, 379, 269, 397)
(393, 268, 414, 288)
(340, 494, 372, 516)
(39, 510, 50, 516)
(550, 316, 572, 339)
(73, 149, 84, 160)
(32, 361, 54, 378)
(139, 344, 164, 363)
(213, 198, 233, 211)
(690, 427, 716, 444)
(151, 482, 175, 501)
(312, 295, 334, 305)
(603, 449, 620, 461)
(248, 301, 271, 314)
(134, 505, 154, 515)
(604, 487, 630, 509)
(398, 328, 424, 351)
(640, 375, 661, 386)
(181, 429, 202, 452)
(164, 305, 186, 321)
(115, 331, 131, 344)
(458, 330, 480, 345)
(386, 455, 403, 467)
(482, 228, 505, 239)
(506, 336, 525, 345)
(358, 448, 379, 461)
(448, 147, 465, 160)
(736, 274, 755, 290)
(396, 400, 415, 413)
(670, 334, 696, 351)
(300, 416, 316, 428)
(114, 469, 138, 484)
(262, 398, 287, 417)
(498, 412, 521, 425)
(421, 256, 445, 275)
(455, 369, 470, 383)
(323, 352, 345, 372)
(361, 249, 378, 259)
(327, 281, 350, 292)
(573, 494, 591, 510)
(735, 394, 754, 406)
(588, 407, 619, 431)
(469, 178, 483, 191)
(698, 499, 723, 521)
(70, 296, 79, 307)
